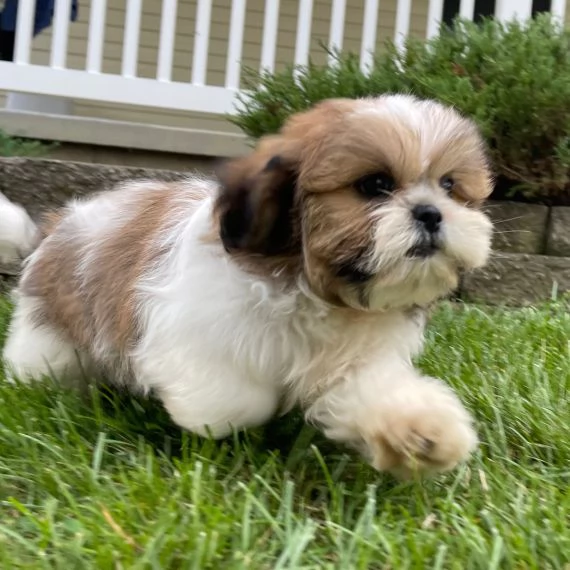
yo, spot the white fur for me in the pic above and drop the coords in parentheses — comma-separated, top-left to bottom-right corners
(129, 198, 478, 472)
(355, 184, 493, 311)
(356, 94, 470, 165)
(0, 193, 38, 266)
(3, 293, 95, 386)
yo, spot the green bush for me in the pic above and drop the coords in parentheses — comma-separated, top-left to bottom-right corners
(231, 15, 570, 202)
(0, 130, 53, 157)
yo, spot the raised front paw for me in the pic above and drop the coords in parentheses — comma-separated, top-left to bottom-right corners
(361, 379, 478, 479)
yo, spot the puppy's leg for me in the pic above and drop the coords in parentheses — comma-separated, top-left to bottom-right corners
(137, 359, 280, 438)
(2, 294, 89, 385)
(306, 360, 478, 478)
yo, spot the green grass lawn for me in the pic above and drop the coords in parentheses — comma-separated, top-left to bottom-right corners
(0, 295, 568, 569)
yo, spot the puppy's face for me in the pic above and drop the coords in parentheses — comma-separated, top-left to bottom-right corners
(216, 95, 493, 310)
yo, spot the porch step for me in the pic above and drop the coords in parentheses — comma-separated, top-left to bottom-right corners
(0, 110, 248, 160)
(461, 254, 570, 306)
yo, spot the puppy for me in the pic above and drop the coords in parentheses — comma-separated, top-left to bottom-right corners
(2, 95, 493, 478)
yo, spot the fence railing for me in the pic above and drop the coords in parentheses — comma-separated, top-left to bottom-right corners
(0, 0, 567, 118)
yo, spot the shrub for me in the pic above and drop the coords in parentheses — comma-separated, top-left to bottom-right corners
(231, 15, 570, 203)
(0, 130, 53, 157)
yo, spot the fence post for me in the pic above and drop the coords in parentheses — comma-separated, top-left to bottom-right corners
(550, 0, 567, 21)
(360, 0, 379, 72)
(6, 0, 73, 115)
(394, 0, 412, 50)
(328, 0, 347, 63)
(426, 0, 445, 39)
(494, 0, 533, 21)
(458, 0, 476, 20)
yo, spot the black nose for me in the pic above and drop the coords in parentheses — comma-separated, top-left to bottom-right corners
(412, 205, 442, 234)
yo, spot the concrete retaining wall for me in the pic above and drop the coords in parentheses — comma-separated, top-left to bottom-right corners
(2, 157, 570, 306)
(460, 201, 570, 305)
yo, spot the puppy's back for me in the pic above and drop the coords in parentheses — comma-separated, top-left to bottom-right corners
(19, 178, 213, 363)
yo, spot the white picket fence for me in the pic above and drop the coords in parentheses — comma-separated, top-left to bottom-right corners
(0, 0, 567, 118)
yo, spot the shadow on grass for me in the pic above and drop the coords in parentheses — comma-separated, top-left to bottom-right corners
(59, 381, 400, 504)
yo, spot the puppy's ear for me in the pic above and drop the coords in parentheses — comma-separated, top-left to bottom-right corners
(215, 137, 300, 255)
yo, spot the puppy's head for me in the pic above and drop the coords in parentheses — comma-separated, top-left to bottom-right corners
(216, 95, 493, 310)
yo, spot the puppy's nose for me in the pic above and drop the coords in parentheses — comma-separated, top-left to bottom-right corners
(412, 205, 442, 234)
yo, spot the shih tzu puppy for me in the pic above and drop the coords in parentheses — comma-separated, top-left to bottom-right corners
(2, 95, 493, 478)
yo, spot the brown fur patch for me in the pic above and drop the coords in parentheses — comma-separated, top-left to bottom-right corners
(301, 190, 376, 305)
(22, 219, 89, 347)
(39, 210, 65, 237)
(22, 181, 208, 358)
(85, 187, 178, 350)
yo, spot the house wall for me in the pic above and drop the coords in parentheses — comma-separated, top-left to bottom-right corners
(2, 0, 569, 149)
(1, 0, 430, 134)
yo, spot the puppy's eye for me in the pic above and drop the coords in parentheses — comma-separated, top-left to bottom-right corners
(356, 172, 396, 198)
(439, 175, 455, 193)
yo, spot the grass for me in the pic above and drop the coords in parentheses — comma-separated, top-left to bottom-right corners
(0, 295, 568, 569)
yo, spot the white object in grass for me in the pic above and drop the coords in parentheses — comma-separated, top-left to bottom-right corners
(0, 193, 38, 268)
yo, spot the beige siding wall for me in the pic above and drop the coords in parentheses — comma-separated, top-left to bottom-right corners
(3, 1, 570, 148)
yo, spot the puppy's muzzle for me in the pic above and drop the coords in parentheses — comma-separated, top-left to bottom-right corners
(408, 204, 443, 258)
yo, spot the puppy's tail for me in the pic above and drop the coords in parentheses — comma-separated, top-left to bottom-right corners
(0, 193, 41, 272)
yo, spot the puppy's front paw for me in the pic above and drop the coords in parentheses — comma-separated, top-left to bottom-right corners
(362, 380, 478, 479)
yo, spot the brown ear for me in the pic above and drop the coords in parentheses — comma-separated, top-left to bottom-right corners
(215, 138, 300, 255)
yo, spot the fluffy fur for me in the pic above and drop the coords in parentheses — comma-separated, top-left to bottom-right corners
(2, 95, 494, 478)
(0, 192, 38, 268)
